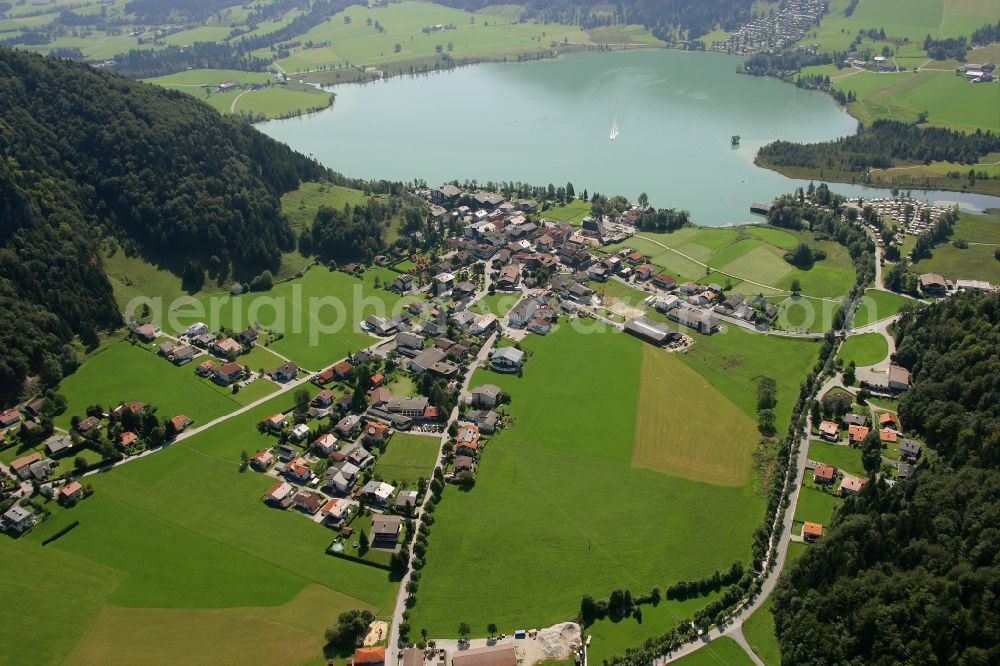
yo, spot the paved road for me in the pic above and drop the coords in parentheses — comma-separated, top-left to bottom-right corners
(658, 397, 814, 664)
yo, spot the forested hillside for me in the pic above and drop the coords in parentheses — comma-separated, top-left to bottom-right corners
(0, 47, 328, 405)
(435, 0, 761, 39)
(773, 292, 1000, 664)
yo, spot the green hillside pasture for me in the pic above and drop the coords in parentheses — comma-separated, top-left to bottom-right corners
(853, 288, 917, 327)
(373, 432, 440, 486)
(835, 70, 1000, 133)
(680, 325, 821, 431)
(809, 440, 866, 476)
(272, 1, 591, 73)
(407, 327, 764, 637)
(912, 209, 1000, 282)
(281, 182, 372, 231)
(54, 339, 250, 428)
(633, 345, 759, 486)
(838, 332, 889, 367)
(165, 268, 405, 370)
(540, 199, 592, 224)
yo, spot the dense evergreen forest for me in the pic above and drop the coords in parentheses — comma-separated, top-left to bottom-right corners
(757, 120, 1000, 172)
(0, 48, 322, 405)
(773, 292, 1000, 664)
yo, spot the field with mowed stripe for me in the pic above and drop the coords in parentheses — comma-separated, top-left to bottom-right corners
(633, 345, 758, 486)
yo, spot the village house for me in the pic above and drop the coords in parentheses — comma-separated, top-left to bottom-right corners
(470, 313, 498, 336)
(168, 345, 195, 365)
(60, 480, 85, 503)
(396, 490, 419, 512)
(802, 521, 823, 542)
(76, 415, 101, 434)
(813, 463, 837, 485)
(237, 327, 259, 345)
(879, 412, 899, 429)
(391, 273, 414, 293)
(184, 322, 209, 338)
(250, 450, 274, 470)
(496, 263, 521, 290)
(452, 643, 517, 666)
(454, 455, 476, 474)
(491, 346, 524, 373)
(211, 337, 242, 358)
(843, 413, 867, 428)
(410, 347, 447, 374)
(465, 409, 498, 434)
(44, 435, 73, 457)
(847, 424, 870, 445)
(285, 458, 313, 484)
(196, 359, 215, 376)
(117, 431, 138, 450)
(263, 481, 296, 508)
(213, 361, 244, 386)
(652, 274, 677, 290)
(276, 444, 298, 463)
(363, 420, 392, 445)
(455, 422, 481, 456)
(166, 415, 190, 435)
(918, 272, 951, 296)
(10, 452, 42, 480)
(313, 433, 339, 456)
(370, 513, 402, 548)
(312, 390, 336, 408)
(290, 423, 310, 442)
(133, 322, 159, 342)
(634, 264, 655, 281)
(818, 420, 839, 442)
(369, 387, 391, 408)
(361, 480, 396, 506)
(343, 443, 375, 468)
(838, 474, 867, 497)
(268, 362, 299, 382)
(471, 384, 502, 408)
(321, 497, 351, 525)
(897, 462, 916, 479)
(395, 331, 424, 352)
(900, 439, 921, 462)
(879, 428, 898, 444)
(264, 413, 287, 431)
(294, 490, 324, 515)
(3, 505, 36, 534)
(507, 298, 538, 329)
(325, 461, 361, 494)
(0, 408, 20, 428)
(431, 184, 461, 205)
(334, 414, 362, 438)
(667, 308, 720, 335)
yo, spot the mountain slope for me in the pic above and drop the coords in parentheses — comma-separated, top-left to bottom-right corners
(0, 48, 327, 404)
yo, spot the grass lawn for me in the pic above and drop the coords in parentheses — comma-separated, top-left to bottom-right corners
(911, 209, 1000, 283)
(103, 244, 214, 310)
(2, 390, 396, 664)
(633, 345, 759, 486)
(853, 289, 917, 327)
(838, 332, 889, 367)
(54, 339, 247, 429)
(202, 83, 333, 118)
(540, 199, 592, 225)
(792, 484, 841, 534)
(471, 291, 520, 317)
(373, 433, 439, 486)
(408, 327, 765, 637)
(773, 295, 843, 333)
(165, 267, 405, 370)
(808, 440, 866, 476)
(672, 637, 755, 666)
(142, 69, 274, 87)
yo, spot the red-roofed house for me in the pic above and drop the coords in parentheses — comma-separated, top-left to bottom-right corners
(818, 420, 839, 442)
(353, 647, 385, 665)
(802, 522, 823, 542)
(848, 424, 869, 444)
(813, 463, 837, 485)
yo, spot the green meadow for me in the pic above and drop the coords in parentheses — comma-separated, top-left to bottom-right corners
(53, 339, 274, 428)
(672, 637, 755, 666)
(165, 267, 405, 370)
(809, 440, 866, 476)
(912, 209, 1000, 283)
(607, 226, 855, 301)
(792, 484, 841, 534)
(838, 332, 889, 367)
(742, 542, 809, 665)
(1, 390, 396, 664)
(373, 432, 440, 486)
(269, 1, 591, 74)
(408, 326, 770, 638)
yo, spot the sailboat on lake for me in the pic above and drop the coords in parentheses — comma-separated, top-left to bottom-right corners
(609, 117, 620, 141)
